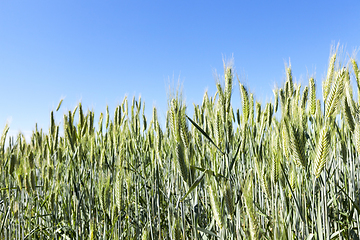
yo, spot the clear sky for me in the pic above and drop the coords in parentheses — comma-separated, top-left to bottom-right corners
(1, 1, 360, 140)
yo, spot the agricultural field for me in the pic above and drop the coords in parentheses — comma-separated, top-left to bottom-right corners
(2, 53, 360, 239)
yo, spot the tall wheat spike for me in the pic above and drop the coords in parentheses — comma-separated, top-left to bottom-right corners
(300, 86, 308, 110)
(202, 90, 209, 110)
(286, 65, 294, 96)
(50, 111, 55, 136)
(285, 81, 291, 100)
(273, 89, 279, 112)
(323, 53, 337, 102)
(308, 77, 316, 116)
(343, 97, 355, 132)
(100, 178, 111, 213)
(285, 98, 291, 118)
(170, 99, 183, 144)
(25, 173, 31, 194)
(281, 120, 290, 160)
(325, 68, 345, 119)
(1, 124, 9, 156)
(343, 71, 358, 119)
(260, 166, 271, 199)
(9, 154, 16, 176)
(216, 82, 225, 118)
(179, 108, 189, 149)
(155, 122, 162, 159)
(175, 142, 188, 183)
(30, 169, 36, 192)
(298, 107, 306, 132)
(351, 58, 360, 103)
(256, 102, 261, 124)
(225, 66, 233, 114)
(279, 89, 286, 114)
(240, 83, 250, 124)
(294, 84, 301, 109)
(313, 125, 330, 178)
(249, 93, 254, 120)
(214, 110, 222, 146)
(352, 58, 360, 84)
(226, 113, 233, 143)
(271, 149, 280, 184)
(315, 99, 322, 121)
(288, 121, 306, 168)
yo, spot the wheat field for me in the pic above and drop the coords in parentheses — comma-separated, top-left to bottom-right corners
(1, 52, 360, 239)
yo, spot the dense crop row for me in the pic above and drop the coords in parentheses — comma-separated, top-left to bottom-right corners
(1, 52, 360, 239)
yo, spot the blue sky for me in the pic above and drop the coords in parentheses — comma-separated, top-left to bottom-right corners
(1, 1, 360, 140)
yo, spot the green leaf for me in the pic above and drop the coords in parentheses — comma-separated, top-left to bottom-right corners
(186, 115, 224, 154)
(229, 133, 243, 173)
(180, 172, 205, 201)
(337, 184, 360, 214)
(196, 227, 219, 238)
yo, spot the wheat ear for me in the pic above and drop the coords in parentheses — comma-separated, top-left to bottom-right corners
(313, 125, 330, 178)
